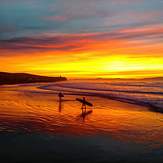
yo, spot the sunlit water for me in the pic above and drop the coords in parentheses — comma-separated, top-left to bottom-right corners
(0, 79, 163, 162)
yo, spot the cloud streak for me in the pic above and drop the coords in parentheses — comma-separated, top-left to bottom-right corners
(0, 25, 163, 53)
(0, 0, 163, 78)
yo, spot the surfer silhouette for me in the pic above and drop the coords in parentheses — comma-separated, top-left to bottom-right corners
(58, 92, 64, 99)
(76, 97, 93, 121)
(82, 97, 87, 110)
(76, 97, 93, 110)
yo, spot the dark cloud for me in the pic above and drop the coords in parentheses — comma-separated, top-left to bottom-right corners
(0, 25, 163, 53)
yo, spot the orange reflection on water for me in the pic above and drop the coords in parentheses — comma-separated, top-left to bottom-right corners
(0, 85, 163, 146)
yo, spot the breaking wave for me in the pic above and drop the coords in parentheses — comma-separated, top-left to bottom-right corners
(40, 79, 163, 112)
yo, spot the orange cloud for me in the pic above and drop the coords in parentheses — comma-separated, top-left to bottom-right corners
(0, 25, 163, 78)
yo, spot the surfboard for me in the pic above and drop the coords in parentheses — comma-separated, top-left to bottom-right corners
(76, 98, 93, 107)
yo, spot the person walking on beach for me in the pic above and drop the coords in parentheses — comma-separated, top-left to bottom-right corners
(82, 97, 87, 110)
(58, 92, 64, 101)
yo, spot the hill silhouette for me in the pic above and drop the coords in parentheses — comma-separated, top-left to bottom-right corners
(0, 72, 67, 85)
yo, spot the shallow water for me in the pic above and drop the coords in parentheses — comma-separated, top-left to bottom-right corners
(43, 79, 163, 109)
(0, 80, 163, 162)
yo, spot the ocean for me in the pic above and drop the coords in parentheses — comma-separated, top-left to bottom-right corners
(0, 79, 163, 162)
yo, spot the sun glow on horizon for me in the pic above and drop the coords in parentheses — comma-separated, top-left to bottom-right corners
(0, 0, 163, 79)
(1, 51, 163, 79)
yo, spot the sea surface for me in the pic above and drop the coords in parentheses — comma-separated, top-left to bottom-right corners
(0, 79, 163, 163)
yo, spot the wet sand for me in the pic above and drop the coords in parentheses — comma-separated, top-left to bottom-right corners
(0, 83, 163, 162)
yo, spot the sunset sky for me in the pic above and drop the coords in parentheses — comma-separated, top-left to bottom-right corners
(0, 0, 163, 78)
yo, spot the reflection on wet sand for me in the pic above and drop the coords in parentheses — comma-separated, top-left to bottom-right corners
(1, 83, 163, 162)
(58, 97, 64, 112)
(80, 109, 93, 121)
(0, 84, 163, 144)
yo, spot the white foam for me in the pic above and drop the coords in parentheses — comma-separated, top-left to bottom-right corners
(41, 79, 163, 111)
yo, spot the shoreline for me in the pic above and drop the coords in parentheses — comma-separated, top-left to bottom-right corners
(1, 79, 163, 114)
(39, 83, 163, 114)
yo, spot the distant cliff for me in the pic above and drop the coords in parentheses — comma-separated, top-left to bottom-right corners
(0, 72, 67, 85)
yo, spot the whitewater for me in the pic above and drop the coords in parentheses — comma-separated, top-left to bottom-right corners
(41, 79, 163, 112)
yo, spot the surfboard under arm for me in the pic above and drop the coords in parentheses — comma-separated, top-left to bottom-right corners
(76, 98, 93, 107)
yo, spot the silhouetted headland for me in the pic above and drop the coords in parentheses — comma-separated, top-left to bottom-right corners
(0, 72, 67, 85)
